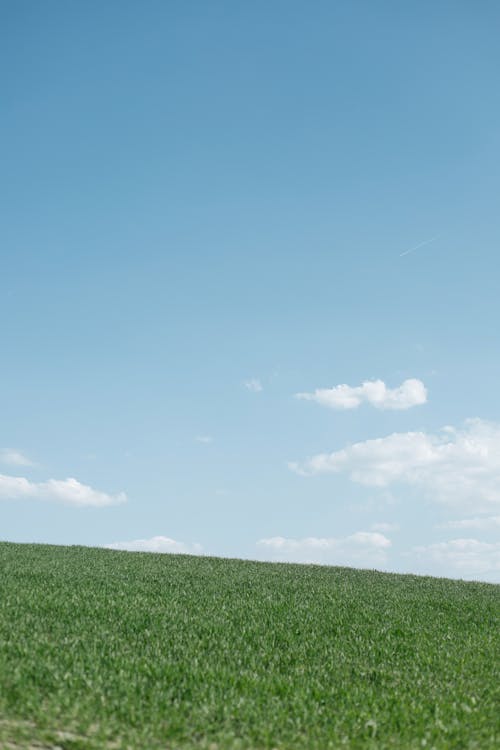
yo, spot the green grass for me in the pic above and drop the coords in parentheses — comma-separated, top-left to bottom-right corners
(0, 542, 498, 749)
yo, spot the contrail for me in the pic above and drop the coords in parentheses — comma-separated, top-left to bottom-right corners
(399, 234, 441, 257)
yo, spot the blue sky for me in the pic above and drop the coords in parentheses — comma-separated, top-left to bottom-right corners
(2, 1, 500, 581)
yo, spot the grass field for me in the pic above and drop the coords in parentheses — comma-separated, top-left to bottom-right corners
(0, 542, 498, 749)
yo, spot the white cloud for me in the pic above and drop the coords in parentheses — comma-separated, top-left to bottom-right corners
(0, 449, 35, 467)
(105, 536, 203, 554)
(440, 516, 500, 531)
(0, 473, 126, 507)
(290, 419, 500, 512)
(256, 531, 391, 567)
(244, 378, 263, 393)
(371, 522, 400, 533)
(296, 378, 427, 410)
(195, 435, 213, 444)
(413, 539, 500, 581)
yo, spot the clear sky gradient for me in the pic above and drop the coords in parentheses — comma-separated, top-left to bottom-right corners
(2, 1, 500, 580)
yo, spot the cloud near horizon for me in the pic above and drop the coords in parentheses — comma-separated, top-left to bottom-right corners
(371, 521, 400, 533)
(257, 531, 391, 567)
(105, 536, 203, 554)
(413, 538, 500, 581)
(290, 419, 500, 513)
(296, 378, 427, 410)
(244, 378, 263, 392)
(440, 516, 500, 531)
(195, 435, 213, 444)
(0, 474, 126, 507)
(0, 449, 35, 467)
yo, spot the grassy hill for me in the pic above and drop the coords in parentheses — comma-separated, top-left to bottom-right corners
(0, 542, 498, 749)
